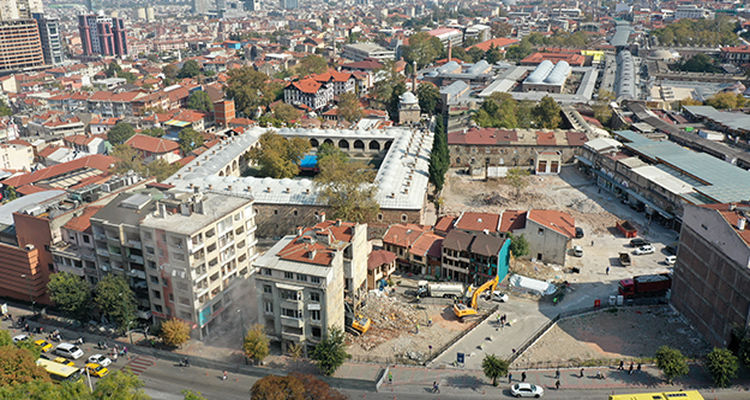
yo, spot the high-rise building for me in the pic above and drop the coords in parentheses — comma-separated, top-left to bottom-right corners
(0, 19, 44, 72)
(32, 13, 63, 65)
(244, 0, 257, 12)
(0, 0, 43, 21)
(280, 0, 298, 9)
(78, 14, 127, 57)
(192, 0, 210, 14)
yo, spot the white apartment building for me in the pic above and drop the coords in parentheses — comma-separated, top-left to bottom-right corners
(342, 42, 395, 62)
(0, 142, 33, 171)
(674, 5, 714, 20)
(254, 219, 368, 352)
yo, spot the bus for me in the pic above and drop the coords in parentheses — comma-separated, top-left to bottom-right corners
(609, 391, 705, 400)
(36, 358, 83, 384)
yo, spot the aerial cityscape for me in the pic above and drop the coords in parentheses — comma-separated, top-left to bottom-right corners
(0, 0, 749, 399)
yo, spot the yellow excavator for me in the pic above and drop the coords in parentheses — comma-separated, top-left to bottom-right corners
(345, 302, 371, 335)
(453, 238, 511, 320)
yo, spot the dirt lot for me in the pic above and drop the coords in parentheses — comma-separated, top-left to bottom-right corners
(515, 306, 710, 368)
(346, 287, 490, 365)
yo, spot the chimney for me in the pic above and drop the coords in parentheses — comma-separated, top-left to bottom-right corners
(448, 40, 452, 62)
(336, 219, 342, 226)
(308, 249, 317, 259)
(738, 218, 746, 231)
(319, 212, 326, 222)
(412, 61, 417, 91)
(193, 186, 200, 194)
(296, 226, 303, 236)
(208, 184, 213, 190)
(158, 202, 166, 218)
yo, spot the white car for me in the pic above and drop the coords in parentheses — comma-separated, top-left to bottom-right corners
(634, 244, 655, 255)
(88, 354, 112, 367)
(55, 343, 84, 360)
(510, 382, 544, 398)
(665, 255, 676, 265)
(485, 290, 509, 302)
(12, 334, 29, 343)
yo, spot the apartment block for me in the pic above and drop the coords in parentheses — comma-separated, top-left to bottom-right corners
(0, 19, 44, 73)
(32, 13, 63, 65)
(254, 219, 368, 352)
(91, 189, 257, 338)
(78, 14, 128, 57)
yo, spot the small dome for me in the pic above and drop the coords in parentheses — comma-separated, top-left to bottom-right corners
(399, 91, 418, 105)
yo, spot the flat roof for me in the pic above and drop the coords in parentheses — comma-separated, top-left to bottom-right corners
(0, 190, 66, 226)
(140, 192, 252, 235)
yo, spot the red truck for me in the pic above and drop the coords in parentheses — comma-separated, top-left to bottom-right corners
(618, 274, 672, 299)
(616, 220, 638, 238)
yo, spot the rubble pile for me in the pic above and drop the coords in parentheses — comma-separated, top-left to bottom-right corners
(348, 292, 425, 351)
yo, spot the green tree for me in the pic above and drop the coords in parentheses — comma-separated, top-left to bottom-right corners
(251, 375, 305, 400)
(141, 127, 165, 137)
(475, 92, 520, 128)
(592, 89, 615, 127)
(533, 96, 562, 129)
(249, 131, 311, 179)
(0, 345, 49, 386)
(14, 338, 42, 359)
(0, 379, 91, 400)
(673, 53, 723, 73)
(0, 330, 12, 347)
(93, 275, 136, 332)
(146, 159, 180, 182)
(506, 167, 529, 196)
(297, 54, 328, 74)
(93, 369, 150, 400)
(317, 143, 348, 164)
(655, 345, 689, 384)
(372, 60, 406, 106)
(402, 32, 444, 69)
(105, 62, 122, 78)
(739, 332, 750, 367)
(160, 318, 191, 348)
(177, 60, 201, 79)
(467, 47, 485, 63)
(706, 92, 749, 109)
(108, 122, 136, 145)
(504, 40, 533, 61)
(416, 83, 440, 116)
(310, 327, 349, 376)
(705, 347, 738, 388)
(387, 81, 407, 122)
(481, 354, 509, 386)
(178, 128, 204, 154)
(450, 46, 469, 62)
(485, 46, 502, 64)
(225, 67, 277, 117)
(428, 118, 449, 192)
(337, 92, 363, 123)
(270, 103, 301, 125)
(111, 144, 144, 175)
(162, 64, 178, 81)
(491, 21, 513, 38)
(186, 91, 213, 114)
(47, 272, 91, 322)
(509, 233, 529, 257)
(316, 148, 379, 222)
(243, 324, 270, 364)
(0, 98, 12, 116)
(182, 390, 207, 400)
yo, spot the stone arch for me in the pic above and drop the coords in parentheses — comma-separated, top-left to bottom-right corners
(232, 160, 238, 170)
(353, 140, 364, 150)
(310, 138, 319, 148)
(218, 170, 225, 177)
(368, 140, 381, 151)
(338, 139, 349, 149)
(323, 139, 334, 146)
(384, 140, 392, 150)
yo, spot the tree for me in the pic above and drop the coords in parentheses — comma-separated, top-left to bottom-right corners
(105, 62, 122, 78)
(402, 32, 444, 69)
(141, 127, 165, 137)
(491, 21, 513, 38)
(337, 92, 363, 123)
(186, 91, 213, 114)
(416, 83, 440, 116)
(290, 372, 347, 400)
(672, 53, 723, 73)
(509, 234, 529, 257)
(655, 345, 689, 384)
(182, 390, 206, 400)
(481, 354, 509, 386)
(705, 347, 738, 388)
(485, 46, 503, 64)
(162, 64, 178, 81)
(0, 98, 12, 116)
(317, 143, 348, 164)
(0, 379, 91, 400)
(297, 54, 328, 74)
(310, 327, 349, 376)
(14, 338, 42, 359)
(429, 118, 449, 192)
(225, 67, 277, 117)
(533, 96, 562, 129)
(0, 330, 11, 347)
(108, 122, 136, 145)
(270, 103, 301, 125)
(93, 275, 136, 332)
(372, 59, 405, 107)
(316, 148, 379, 222)
(249, 131, 311, 179)
(243, 324, 270, 364)
(250, 375, 305, 400)
(177, 60, 201, 79)
(592, 89, 615, 127)
(178, 128, 204, 154)
(92, 369, 150, 400)
(505, 167, 529, 196)
(739, 332, 750, 367)
(147, 159, 180, 181)
(467, 46, 485, 63)
(47, 272, 91, 322)
(160, 318, 191, 348)
(386, 81, 407, 122)
(706, 92, 749, 110)
(474, 92, 519, 128)
(111, 143, 143, 174)
(0, 345, 50, 386)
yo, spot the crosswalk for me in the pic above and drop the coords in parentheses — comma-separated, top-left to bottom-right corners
(124, 355, 156, 376)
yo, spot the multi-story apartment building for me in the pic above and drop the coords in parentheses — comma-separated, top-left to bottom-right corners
(341, 42, 395, 62)
(254, 219, 368, 352)
(671, 203, 750, 348)
(0, 141, 34, 170)
(91, 189, 257, 338)
(0, 19, 44, 73)
(0, 0, 43, 21)
(78, 14, 128, 57)
(283, 79, 334, 111)
(32, 13, 62, 65)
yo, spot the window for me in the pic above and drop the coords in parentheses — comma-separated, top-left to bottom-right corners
(310, 309, 320, 321)
(293, 210, 298, 216)
(280, 289, 300, 301)
(150, 275, 159, 284)
(154, 304, 163, 313)
(282, 308, 301, 318)
(148, 261, 157, 269)
(263, 268, 272, 276)
(152, 290, 161, 299)
(310, 292, 320, 302)
(263, 285, 272, 294)
(263, 301, 273, 314)
(311, 276, 321, 284)
(146, 246, 155, 255)
(296, 274, 307, 282)
(284, 271, 294, 279)
(312, 326, 321, 338)
(273, 209, 278, 215)
(401, 214, 408, 223)
(537, 228, 544, 235)
(377, 213, 383, 221)
(168, 293, 174, 302)
(83, 235, 90, 244)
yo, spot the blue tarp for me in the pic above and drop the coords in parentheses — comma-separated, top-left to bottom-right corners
(299, 154, 317, 169)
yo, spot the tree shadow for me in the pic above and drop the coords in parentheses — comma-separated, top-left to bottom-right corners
(443, 374, 490, 392)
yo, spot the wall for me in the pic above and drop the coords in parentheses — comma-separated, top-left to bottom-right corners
(449, 143, 579, 168)
(515, 218, 569, 265)
(0, 241, 40, 302)
(12, 213, 53, 304)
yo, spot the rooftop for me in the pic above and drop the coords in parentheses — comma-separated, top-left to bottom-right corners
(140, 192, 253, 235)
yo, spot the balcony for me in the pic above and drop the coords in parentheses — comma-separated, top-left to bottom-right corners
(190, 241, 204, 253)
(96, 248, 109, 257)
(129, 269, 146, 280)
(281, 330, 304, 342)
(94, 233, 106, 241)
(280, 315, 305, 329)
(281, 299, 303, 310)
(127, 240, 142, 250)
(128, 254, 144, 264)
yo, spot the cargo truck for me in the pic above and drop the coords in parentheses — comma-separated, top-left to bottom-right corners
(618, 274, 672, 299)
(616, 220, 638, 238)
(618, 252, 631, 266)
(417, 281, 464, 299)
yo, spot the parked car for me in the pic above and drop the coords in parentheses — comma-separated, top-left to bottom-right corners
(88, 354, 112, 367)
(85, 363, 109, 378)
(34, 339, 53, 353)
(572, 245, 583, 257)
(55, 343, 84, 360)
(52, 356, 75, 367)
(629, 238, 650, 247)
(634, 244, 655, 255)
(510, 382, 544, 398)
(485, 290, 509, 302)
(575, 227, 584, 238)
(12, 334, 29, 343)
(665, 255, 676, 265)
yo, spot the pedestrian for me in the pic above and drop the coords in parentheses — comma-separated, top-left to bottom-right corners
(388, 371, 392, 384)
(618, 360, 624, 370)
(432, 381, 440, 393)
(637, 363, 642, 373)
(591, 240, 594, 246)
(580, 368, 584, 378)
(628, 362, 634, 375)
(521, 371, 526, 382)
(508, 373, 513, 383)
(123, 346, 128, 355)
(606, 266, 610, 275)
(512, 348, 516, 354)
(555, 369, 560, 379)
(222, 371, 228, 381)
(555, 380, 560, 390)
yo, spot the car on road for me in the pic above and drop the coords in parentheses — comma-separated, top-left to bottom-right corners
(55, 343, 84, 360)
(634, 244, 655, 255)
(485, 290, 509, 302)
(12, 334, 29, 343)
(85, 363, 109, 378)
(52, 356, 75, 367)
(572, 245, 583, 257)
(575, 227, 584, 238)
(665, 255, 676, 265)
(510, 382, 544, 398)
(629, 238, 650, 248)
(88, 354, 111, 367)
(34, 339, 53, 353)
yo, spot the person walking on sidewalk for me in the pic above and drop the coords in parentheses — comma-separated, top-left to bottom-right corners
(637, 363, 642, 373)
(618, 360, 624, 370)
(629, 362, 634, 375)
(579, 368, 584, 378)
(606, 266, 610, 275)
(508, 373, 512, 384)
(555, 369, 560, 379)
(432, 381, 440, 393)
(222, 371, 228, 381)
(521, 371, 526, 382)
(388, 371, 392, 384)
(555, 380, 560, 390)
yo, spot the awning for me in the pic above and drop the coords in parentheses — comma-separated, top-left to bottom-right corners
(575, 155, 593, 166)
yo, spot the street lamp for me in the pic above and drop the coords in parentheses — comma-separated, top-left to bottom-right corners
(237, 308, 246, 334)
(20, 274, 35, 314)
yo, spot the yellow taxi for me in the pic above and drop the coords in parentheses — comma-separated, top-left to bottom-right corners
(52, 356, 75, 367)
(85, 363, 109, 378)
(34, 339, 53, 353)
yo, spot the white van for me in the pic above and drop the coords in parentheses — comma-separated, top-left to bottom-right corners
(55, 343, 84, 359)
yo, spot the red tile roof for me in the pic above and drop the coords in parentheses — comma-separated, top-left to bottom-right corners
(312, 69, 352, 83)
(368, 249, 397, 270)
(500, 210, 527, 232)
(1, 154, 116, 188)
(565, 131, 588, 146)
(455, 212, 500, 233)
(521, 52, 585, 66)
(409, 233, 443, 258)
(536, 131, 556, 146)
(468, 37, 520, 52)
(63, 205, 104, 232)
(382, 224, 428, 247)
(447, 128, 517, 145)
(289, 78, 323, 94)
(125, 134, 179, 154)
(527, 209, 576, 238)
(434, 215, 456, 233)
